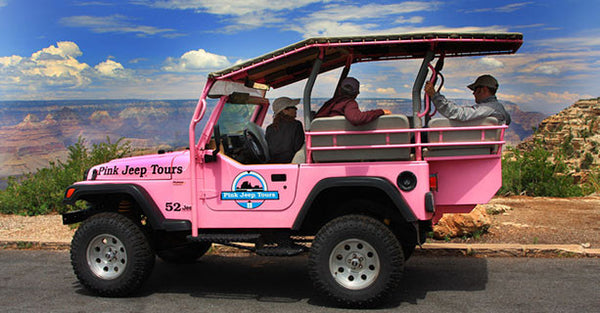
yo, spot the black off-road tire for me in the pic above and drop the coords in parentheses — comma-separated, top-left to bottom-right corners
(308, 215, 404, 307)
(70, 212, 155, 297)
(156, 242, 212, 264)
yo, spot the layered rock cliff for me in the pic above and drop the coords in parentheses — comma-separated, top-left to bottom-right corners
(517, 98, 600, 175)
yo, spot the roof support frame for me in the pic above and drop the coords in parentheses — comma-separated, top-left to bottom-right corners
(303, 47, 325, 130)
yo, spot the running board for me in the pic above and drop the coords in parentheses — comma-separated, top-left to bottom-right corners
(186, 233, 307, 256)
(187, 233, 261, 243)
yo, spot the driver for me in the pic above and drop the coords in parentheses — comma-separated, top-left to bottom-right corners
(424, 74, 511, 124)
(266, 97, 305, 163)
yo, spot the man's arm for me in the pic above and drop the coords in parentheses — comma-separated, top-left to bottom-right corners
(431, 93, 495, 121)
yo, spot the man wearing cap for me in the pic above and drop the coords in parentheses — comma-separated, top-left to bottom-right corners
(424, 74, 511, 125)
(315, 77, 391, 126)
(266, 97, 305, 163)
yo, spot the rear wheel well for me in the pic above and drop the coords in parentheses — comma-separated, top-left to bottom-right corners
(297, 186, 414, 237)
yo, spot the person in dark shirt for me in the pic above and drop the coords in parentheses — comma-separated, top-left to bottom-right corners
(314, 77, 391, 126)
(266, 97, 305, 163)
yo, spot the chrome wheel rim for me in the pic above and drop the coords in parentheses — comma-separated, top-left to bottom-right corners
(329, 238, 380, 290)
(86, 234, 127, 280)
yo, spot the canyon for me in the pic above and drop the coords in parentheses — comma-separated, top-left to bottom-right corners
(0, 98, 551, 182)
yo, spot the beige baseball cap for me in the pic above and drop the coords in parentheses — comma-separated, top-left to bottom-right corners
(467, 74, 499, 91)
(272, 97, 300, 115)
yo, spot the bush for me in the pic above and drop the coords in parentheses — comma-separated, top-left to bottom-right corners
(0, 137, 131, 215)
(499, 143, 583, 197)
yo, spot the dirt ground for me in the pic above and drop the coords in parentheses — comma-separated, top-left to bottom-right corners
(1, 196, 599, 248)
(432, 196, 600, 247)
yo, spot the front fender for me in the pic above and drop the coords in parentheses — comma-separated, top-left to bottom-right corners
(62, 183, 190, 231)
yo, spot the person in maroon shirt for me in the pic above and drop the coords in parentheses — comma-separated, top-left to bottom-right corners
(314, 77, 391, 126)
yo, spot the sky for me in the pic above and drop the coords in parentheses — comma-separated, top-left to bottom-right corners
(0, 0, 598, 114)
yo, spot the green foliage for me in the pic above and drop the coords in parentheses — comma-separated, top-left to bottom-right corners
(581, 153, 594, 170)
(499, 142, 583, 197)
(0, 137, 131, 215)
(582, 170, 600, 195)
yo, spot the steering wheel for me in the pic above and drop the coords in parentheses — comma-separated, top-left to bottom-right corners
(243, 123, 269, 163)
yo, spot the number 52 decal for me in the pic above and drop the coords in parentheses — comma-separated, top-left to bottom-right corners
(165, 202, 192, 211)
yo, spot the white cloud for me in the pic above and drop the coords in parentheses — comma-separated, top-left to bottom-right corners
(17, 42, 90, 86)
(479, 57, 504, 69)
(396, 16, 424, 24)
(0, 0, 7, 8)
(32, 41, 83, 60)
(95, 59, 127, 78)
(465, 2, 533, 13)
(141, 0, 322, 15)
(536, 65, 560, 75)
(375, 87, 397, 95)
(0, 55, 23, 67)
(285, 1, 507, 38)
(138, 0, 322, 32)
(60, 15, 177, 37)
(501, 91, 593, 114)
(162, 49, 231, 72)
(533, 34, 600, 51)
(0, 41, 138, 98)
(308, 2, 437, 21)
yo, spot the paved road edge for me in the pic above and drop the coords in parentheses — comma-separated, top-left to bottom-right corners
(2, 240, 598, 258)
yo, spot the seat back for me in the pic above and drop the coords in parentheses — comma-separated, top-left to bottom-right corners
(425, 117, 502, 157)
(309, 114, 411, 162)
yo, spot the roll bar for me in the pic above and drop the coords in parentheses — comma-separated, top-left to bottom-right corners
(303, 48, 325, 131)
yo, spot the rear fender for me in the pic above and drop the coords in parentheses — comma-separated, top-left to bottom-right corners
(292, 177, 418, 230)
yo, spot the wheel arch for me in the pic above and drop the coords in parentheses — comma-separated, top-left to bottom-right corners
(292, 177, 417, 234)
(62, 183, 189, 231)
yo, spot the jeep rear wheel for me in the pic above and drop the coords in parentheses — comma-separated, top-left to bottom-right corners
(308, 215, 404, 307)
(70, 213, 155, 296)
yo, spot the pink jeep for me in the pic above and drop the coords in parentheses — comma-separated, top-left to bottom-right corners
(63, 32, 523, 306)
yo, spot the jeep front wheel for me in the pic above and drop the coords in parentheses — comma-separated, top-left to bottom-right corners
(70, 213, 155, 296)
(308, 215, 404, 307)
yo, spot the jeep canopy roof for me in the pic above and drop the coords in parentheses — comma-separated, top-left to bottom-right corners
(209, 32, 523, 89)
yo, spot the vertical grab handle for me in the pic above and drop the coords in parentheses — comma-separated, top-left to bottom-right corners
(418, 64, 436, 118)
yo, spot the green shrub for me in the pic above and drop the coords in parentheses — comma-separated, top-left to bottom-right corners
(0, 137, 131, 215)
(582, 170, 600, 195)
(499, 143, 583, 197)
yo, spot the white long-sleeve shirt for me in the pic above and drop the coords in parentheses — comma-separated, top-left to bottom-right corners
(431, 94, 511, 125)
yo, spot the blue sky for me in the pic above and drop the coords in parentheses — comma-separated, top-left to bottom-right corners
(0, 0, 598, 114)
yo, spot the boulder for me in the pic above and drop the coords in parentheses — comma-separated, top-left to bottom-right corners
(433, 205, 492, 239)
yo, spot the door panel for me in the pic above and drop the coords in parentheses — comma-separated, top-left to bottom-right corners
(204, 154, 299, 211)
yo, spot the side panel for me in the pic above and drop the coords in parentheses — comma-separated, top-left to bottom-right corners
(429, 157, 501, 212)
(195, 161, 431, 228)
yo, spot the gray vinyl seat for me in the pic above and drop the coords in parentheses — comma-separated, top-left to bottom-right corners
(424, 117, 502, 157)
(308, 114, 411, 162)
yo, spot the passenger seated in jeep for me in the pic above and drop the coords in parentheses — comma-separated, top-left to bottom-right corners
(424, 74, 511, 125)
(266, 97, 305, 163)
(314, 77, 391, 126)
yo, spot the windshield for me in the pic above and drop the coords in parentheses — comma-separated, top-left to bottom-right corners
(219, 102, 261, 136)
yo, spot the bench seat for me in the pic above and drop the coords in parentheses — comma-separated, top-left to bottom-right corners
(424, 117, 502, 157)
(309, 114, 411, 162)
